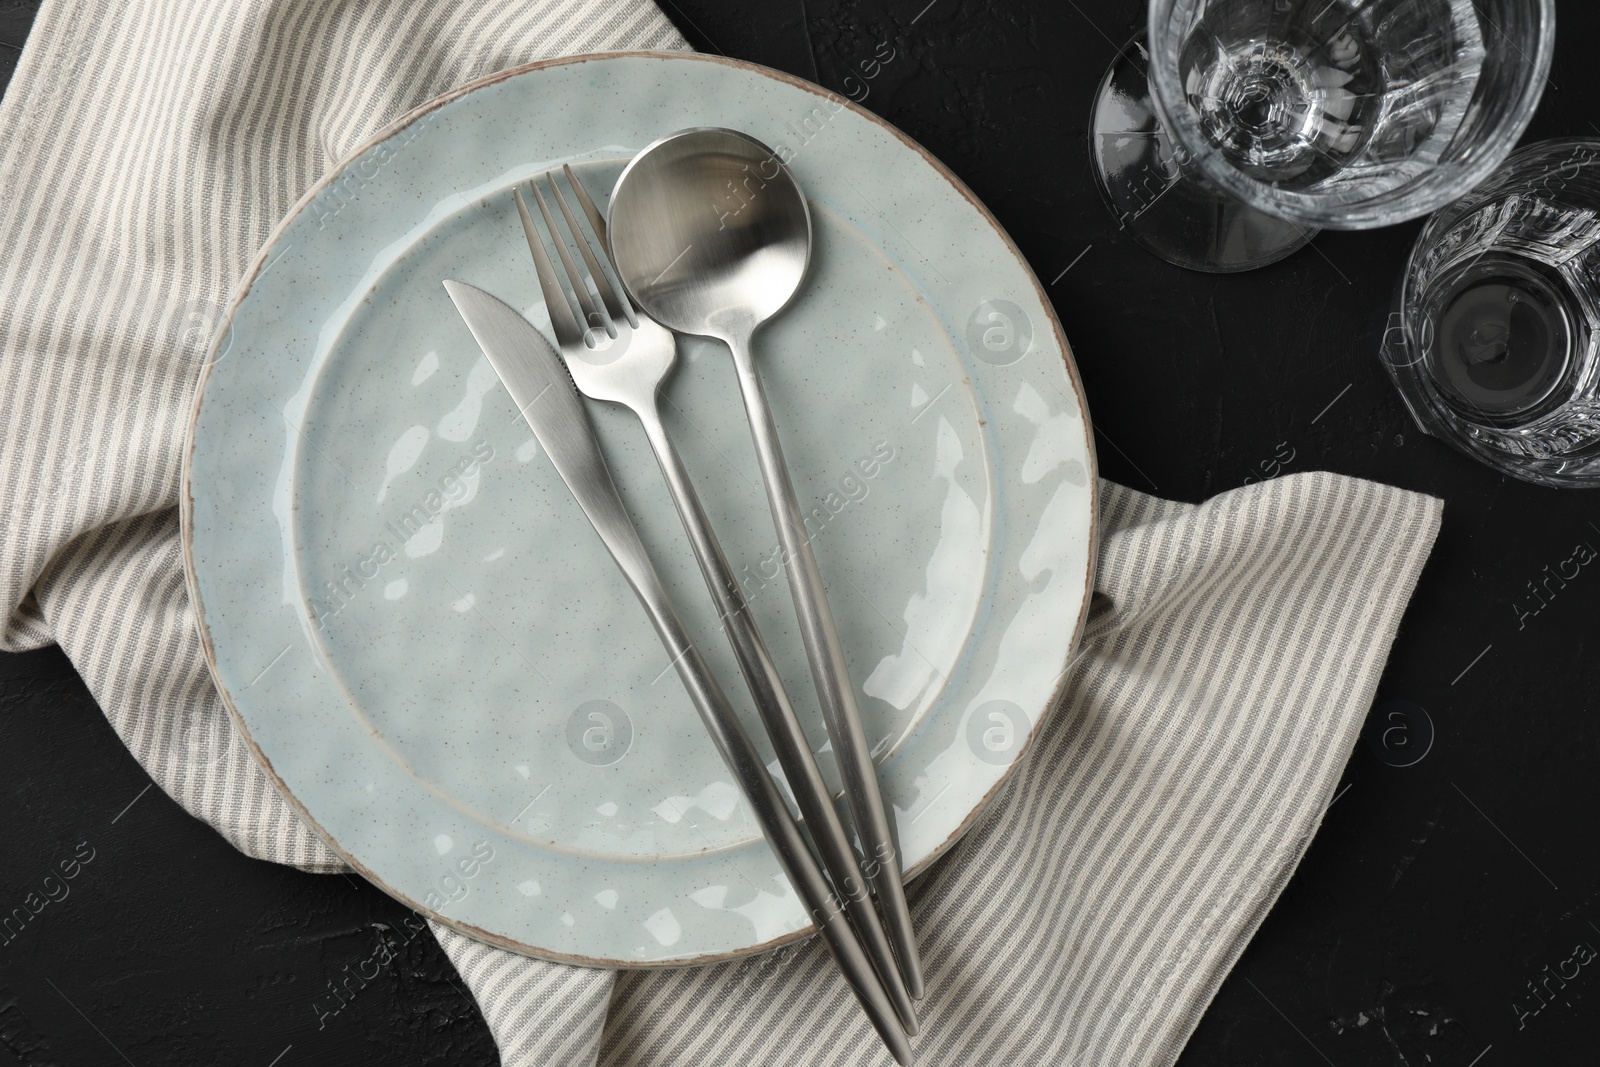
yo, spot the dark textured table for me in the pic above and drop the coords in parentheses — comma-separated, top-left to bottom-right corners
(2, 2, 1596, 1065)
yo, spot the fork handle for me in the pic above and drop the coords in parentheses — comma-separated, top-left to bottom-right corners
(536, 433, 911, 1054)
(723, 331, 925, 1000)
(635, 400, 918, 1033)
(616, 527, 914, 1065)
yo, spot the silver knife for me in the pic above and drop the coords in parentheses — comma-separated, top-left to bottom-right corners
(442, 280, 915, 1066)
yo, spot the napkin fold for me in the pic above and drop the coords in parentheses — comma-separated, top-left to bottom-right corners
(439, 472, 1442, 1067)
(0, 2, 1444, 1065)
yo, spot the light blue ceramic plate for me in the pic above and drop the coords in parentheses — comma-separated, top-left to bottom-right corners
(182, 53, 1097, 966)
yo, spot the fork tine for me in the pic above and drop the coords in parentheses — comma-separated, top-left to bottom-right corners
(563, 164, 610, 248)
(530, 177, 609, 343)
(562, 165, 636, 325)
(515, 186, 584, 349)
(551, 170, 630, 327)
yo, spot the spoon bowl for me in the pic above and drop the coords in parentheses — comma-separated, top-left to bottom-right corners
(607, 127, 811, 341)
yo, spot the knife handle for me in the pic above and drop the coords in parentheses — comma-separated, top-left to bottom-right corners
(553, 417, 912, 1061)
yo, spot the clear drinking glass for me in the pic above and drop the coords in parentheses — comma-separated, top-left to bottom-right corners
(1090, 0, 1555, 272)
(1383, 139, 1600, 488)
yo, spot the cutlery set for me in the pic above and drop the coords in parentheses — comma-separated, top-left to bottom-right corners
(445, 128, 924, 1062)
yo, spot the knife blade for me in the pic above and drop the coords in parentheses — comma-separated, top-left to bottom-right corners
(442, 280, 656, 595)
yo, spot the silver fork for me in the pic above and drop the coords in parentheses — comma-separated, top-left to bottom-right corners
(516, 168, 919, 1035)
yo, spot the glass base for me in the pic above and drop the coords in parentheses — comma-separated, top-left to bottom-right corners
(1089, 34, 1317, 273)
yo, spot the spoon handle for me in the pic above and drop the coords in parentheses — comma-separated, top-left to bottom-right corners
(725, 333, 926, 1000)
(632, 399, 920, 1030)
(622, 564, 915, 1064)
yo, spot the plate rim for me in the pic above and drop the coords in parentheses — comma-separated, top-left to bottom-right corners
(180, 48, 1100, 966)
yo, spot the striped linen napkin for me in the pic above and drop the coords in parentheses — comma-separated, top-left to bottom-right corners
(0, 1, 1444, 1063)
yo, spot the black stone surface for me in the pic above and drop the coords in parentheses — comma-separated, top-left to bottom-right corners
(2, 2, 1596, 1065)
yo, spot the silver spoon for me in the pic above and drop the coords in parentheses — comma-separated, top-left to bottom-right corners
(607, 127, 925, 1000)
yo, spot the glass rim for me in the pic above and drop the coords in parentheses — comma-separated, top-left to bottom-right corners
(1397, 134, 1600, 370)
(1146, 0, 1558, 230)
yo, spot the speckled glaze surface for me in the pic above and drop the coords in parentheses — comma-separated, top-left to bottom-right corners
(181, 52, 1097, 966)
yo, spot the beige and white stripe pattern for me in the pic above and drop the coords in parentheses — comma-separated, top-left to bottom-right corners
(0, 3, 1443, 1064)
